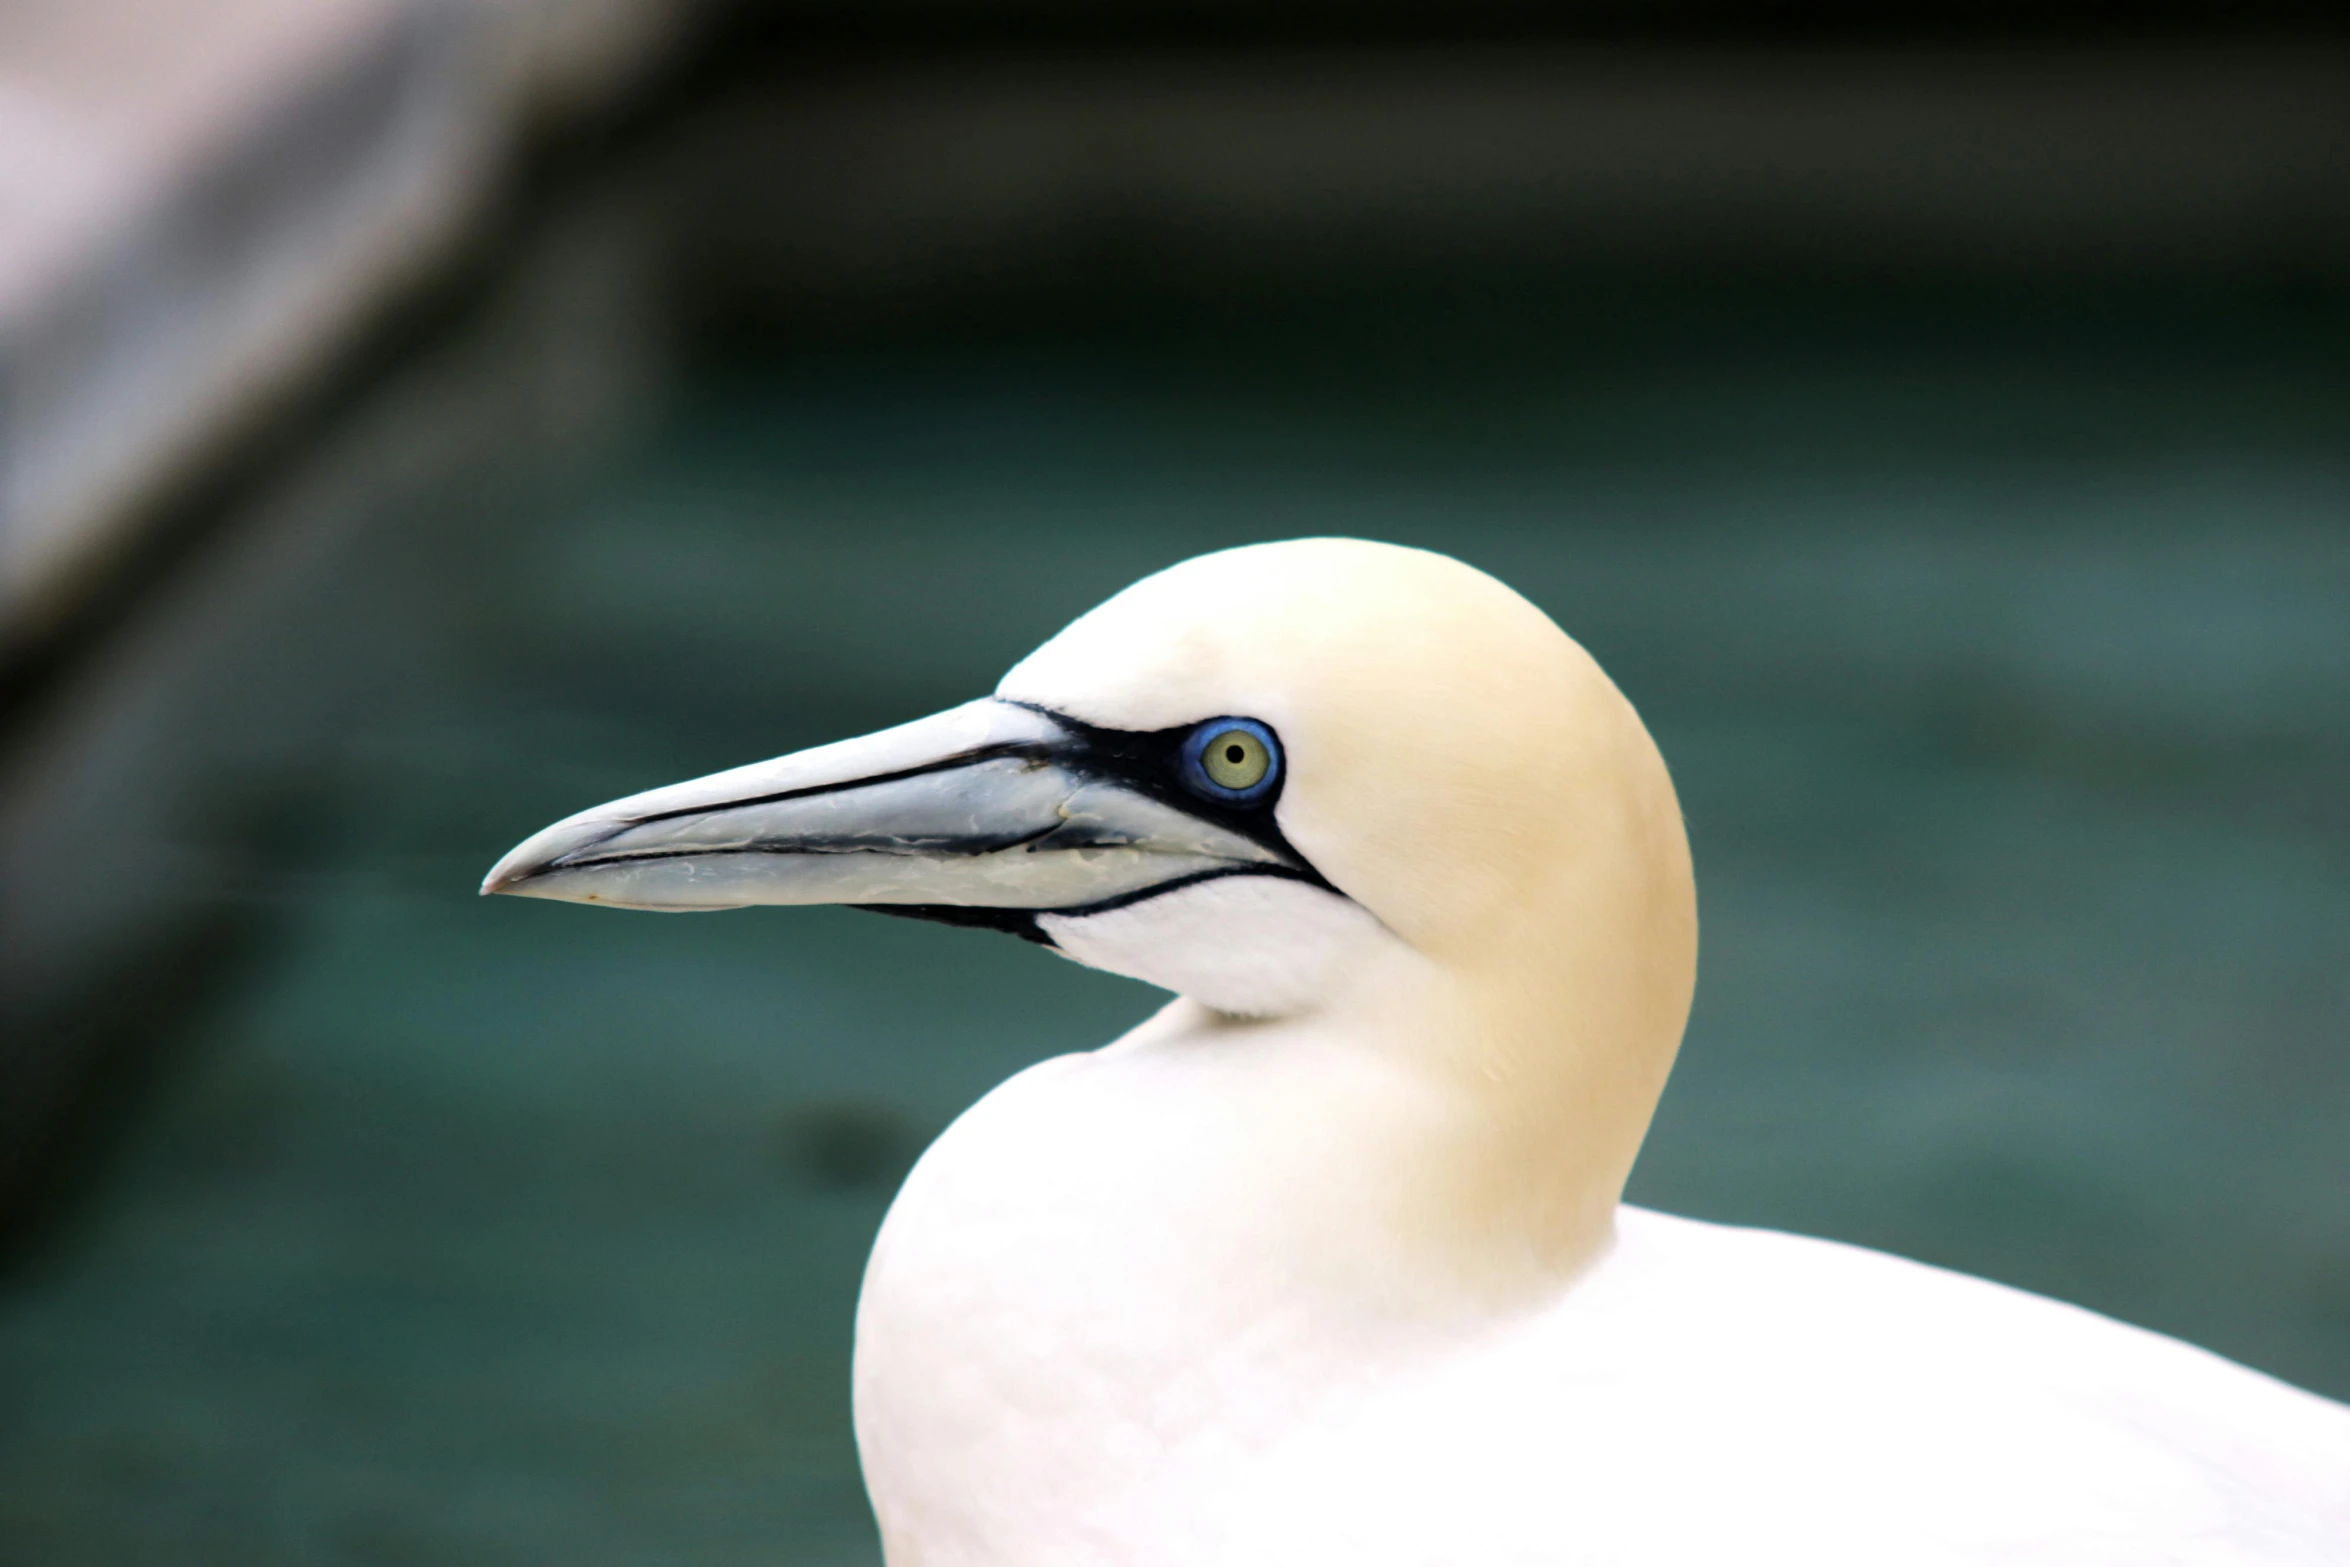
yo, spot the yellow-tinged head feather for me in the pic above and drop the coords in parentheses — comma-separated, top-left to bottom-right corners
(1004, 538, 1698, 1269)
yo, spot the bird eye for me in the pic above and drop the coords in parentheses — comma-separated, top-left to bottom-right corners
(1180, 718, 1280, 804)
(1205, 733, 1267, 789)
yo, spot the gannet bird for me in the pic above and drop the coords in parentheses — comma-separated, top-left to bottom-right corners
(486, 539, 2349, 1566)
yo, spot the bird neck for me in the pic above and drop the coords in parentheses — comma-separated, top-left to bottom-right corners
(850, 972, 1670, 1561)
(1144, 940, 1670, 1318)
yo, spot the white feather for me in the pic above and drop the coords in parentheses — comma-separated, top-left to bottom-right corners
(854, 540, 2350, 1565)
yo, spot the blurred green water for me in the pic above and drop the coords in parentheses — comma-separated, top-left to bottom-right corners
(2, 200, 2348, 1562)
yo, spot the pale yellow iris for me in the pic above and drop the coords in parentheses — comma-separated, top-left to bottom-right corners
(1201, 729, 1270, 791)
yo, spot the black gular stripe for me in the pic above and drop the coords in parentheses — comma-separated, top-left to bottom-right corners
(854, 902, 1055, 947)
(860, 865, 1334, 949)
(855, 705, 1340, 948)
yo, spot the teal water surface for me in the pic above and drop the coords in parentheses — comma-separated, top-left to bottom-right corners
(2, 219, 2347, 1560)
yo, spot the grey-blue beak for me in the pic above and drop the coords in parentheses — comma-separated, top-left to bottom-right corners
(482, 699, 1300, 923)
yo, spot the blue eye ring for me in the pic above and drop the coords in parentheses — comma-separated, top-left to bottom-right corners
(1179, 717, 1283, 805)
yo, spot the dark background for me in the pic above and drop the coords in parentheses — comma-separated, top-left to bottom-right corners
(4, 5, 2348, 1562)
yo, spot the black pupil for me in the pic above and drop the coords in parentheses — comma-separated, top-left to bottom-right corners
(1224, 743, 1246, 764)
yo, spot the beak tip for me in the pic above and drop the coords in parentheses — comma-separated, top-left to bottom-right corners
(482, 809, 632, 902)
(480, 849, 539, 898)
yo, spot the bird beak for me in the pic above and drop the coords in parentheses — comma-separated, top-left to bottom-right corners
(481, 699, 1298, 925)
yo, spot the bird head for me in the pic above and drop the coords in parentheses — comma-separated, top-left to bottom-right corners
(486, 539, 1697, 1269)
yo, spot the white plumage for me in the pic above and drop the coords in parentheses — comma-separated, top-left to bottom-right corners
(490, 539, 2350, 1565)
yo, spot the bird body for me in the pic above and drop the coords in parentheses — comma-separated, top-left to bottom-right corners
(487, 539, 2350, 1565)
(857, 999, 2350, 1567)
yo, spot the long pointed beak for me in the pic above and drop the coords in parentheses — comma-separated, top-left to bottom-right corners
(482, 698, 1297, 918)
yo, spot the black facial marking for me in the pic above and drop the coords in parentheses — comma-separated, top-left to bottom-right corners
(1001, 702, 1329, 884)
(845, 706, 1340, 949)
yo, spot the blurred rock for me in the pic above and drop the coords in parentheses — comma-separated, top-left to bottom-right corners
(0, 0, 698, 643)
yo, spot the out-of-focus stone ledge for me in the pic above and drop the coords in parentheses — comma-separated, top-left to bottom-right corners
(0, 0, 694, 644)
(685, 47, 2350, 307)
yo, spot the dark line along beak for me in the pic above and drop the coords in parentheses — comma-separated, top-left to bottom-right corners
(481, 698, 1306, 919)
